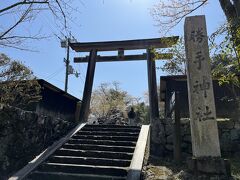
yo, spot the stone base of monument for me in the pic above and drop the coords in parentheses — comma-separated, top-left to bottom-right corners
(187, 157, 231, 177)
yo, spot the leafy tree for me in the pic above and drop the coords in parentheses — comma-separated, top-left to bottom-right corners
(143, 85, 165, 119)
(90, 82, 151, 125)
(156, 37, 186, 75)
(210, 28, 240, 116)
(90, 82, 132, 120)
(0, 53, 41, 108)
(155, 33, 240, 118)
(157, 32, 239, 86)
(132, 102, 150, 125)
(151, 0, 240, 119)
(151, 0, 240, 64)
(210, 29, 240, 87)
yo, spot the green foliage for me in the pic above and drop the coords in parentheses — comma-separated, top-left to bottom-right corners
(132, 102, 150, 125)
(155, 37, 186, 75)
(0, 53, 41, 108)
(210, 25, 240, 87)
(230, 156, 240, 178)
(211, 55, 239, 87)
(151, 0, 240, 86)
(156, 31, 240, 88)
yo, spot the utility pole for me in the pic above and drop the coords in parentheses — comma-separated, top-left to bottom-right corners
(61, 35, 78, 93)
(64, 38, 70, 92)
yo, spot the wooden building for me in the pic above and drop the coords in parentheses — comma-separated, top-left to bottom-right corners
(32, 79, 81, 122)
(160, 75, 240, 119)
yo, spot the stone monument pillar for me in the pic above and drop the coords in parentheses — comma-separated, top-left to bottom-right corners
(184, 15, 230, 176)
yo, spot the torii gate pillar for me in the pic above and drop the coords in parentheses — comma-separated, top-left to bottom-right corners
(147, 49, 161, 156)
(147, 49, 160, 122)
(78, 49, 97, 122)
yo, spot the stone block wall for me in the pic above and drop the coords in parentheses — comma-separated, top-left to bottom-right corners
(0, 105, 77, 179)
(152, 118, 240, 158)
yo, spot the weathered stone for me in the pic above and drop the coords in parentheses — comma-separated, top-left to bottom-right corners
(166, 134, 173, 143)
(234, 121, 240, 129)
(181, 142, 189, 149)
(183, 135, 192, 143)
(181, 124, 191, 136)
(158, 131, 166, 144)
(165, 122, 173, 136)
(151, 120, 165, 144)
(150, 119, 166, 156)
(174, 170, 192, 180)
(165, 144, 173, 151)
(184, 15, 221, 157)
(230, 129, 240, 141)
(0, 105, 76, 179)
(157, 115, 240, 156)
(143, 165, 173, 180)
(180, 118, 190, 124)
(96, 108, 128, 125)
(151, 144, 165, 157)
(187, 157, 231, 176)
(181, 152, 192, 158)
(186, 146, 193, 154)
(220, 132, 232, 152)
(218, 120, 235, 130)
(234, 151, 240, 158)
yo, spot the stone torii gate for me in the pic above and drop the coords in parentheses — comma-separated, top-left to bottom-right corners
(69, 37, 179, 125)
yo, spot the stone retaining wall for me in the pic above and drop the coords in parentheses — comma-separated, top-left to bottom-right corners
(151, 118, 240, 158)
(0, 105, 77, 179)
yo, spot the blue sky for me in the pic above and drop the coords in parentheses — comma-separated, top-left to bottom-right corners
(1, 0, 226, 100)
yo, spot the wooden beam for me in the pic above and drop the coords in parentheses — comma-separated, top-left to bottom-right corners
(147, 49, 160, 156)
(118, 49, 124, 59)
(173, 91, 181, 164)
(78, 49, 97, 122)
(147, 49, 160, 122)
(70, 36, 179, 52)
(74, 53, 173, 63)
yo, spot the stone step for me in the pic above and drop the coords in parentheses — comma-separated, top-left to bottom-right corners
(19, 124, 148, 180)
(81, 127, 140, 133)
(71, 135, 138, 141)
(85, 124, 140, 129)
(62, 143, 135, 153)
(54, 148, 133, 160)
(29, 171, 126, 180)
(76, 131, 139, 137)
(37, 163, 127, 177)
(47, 156, 131, 167)
(68, 139, 136, 147)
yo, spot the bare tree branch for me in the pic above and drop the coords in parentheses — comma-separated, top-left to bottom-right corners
(0, 0, 80, 50)
(1, 35, 49, 40)
(0, 5, 32, 39)
(0, 43, 39, 52)
(55, 0, 67, 28)
(151, 0, 208, 34)
(0, 0, 49, 14)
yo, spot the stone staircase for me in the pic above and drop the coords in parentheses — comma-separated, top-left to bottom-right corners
(24, 124, 144, 180)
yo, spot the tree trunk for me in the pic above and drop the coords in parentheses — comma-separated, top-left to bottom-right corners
(233, 0, 240, 17)
(219, 0, 240, 65)
(219, 0, 240, 120)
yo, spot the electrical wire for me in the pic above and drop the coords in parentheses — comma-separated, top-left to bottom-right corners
(45, 66, 65, 80)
